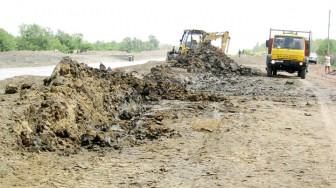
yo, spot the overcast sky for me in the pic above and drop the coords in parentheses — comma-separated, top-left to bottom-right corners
(0, 0, 334, 54)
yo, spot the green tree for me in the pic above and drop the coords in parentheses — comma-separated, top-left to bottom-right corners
(79, 41, 94, 52)
(93, 41, 104, 51)
(107, 41, 120, 50)
(72, 33, 84, 50)
(55, 30, 84, 53)
(17, 24, 55, 51)
(143, 42, 154, 51)
(148, 35, 159, 50)
(310, 39, 323, 52)
(47, 37, 68, 51)
(316, 39, 336, 56)
(132, 37, 144, 52)
(10, 24, 161, 53)
(93, 40, 120, 51)
(117, 35, 160, 52)
(120, 37, 133, 52)
(245, 42, 267, 56)
(56, 30, 87, 53)
(106, 41, 120, 50)
(0, 28, 16, 51)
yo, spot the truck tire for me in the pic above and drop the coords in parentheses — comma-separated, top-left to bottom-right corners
(298, 70, 301, 77)
(300, 69, 306, 79)
(272, 69, 277, 76)
(267, 66, 272, 77)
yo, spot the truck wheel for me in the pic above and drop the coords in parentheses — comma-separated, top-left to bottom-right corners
(267, 66, 272, 77)
(298, 70, 301, 77)
(300, 69, 306, 79)
(272, 69, 277, 76)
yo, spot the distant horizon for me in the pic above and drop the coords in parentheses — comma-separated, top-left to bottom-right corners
(2, 23, 335, 50)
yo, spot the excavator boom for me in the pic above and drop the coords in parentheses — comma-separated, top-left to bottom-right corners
(203, 31, 230, 53)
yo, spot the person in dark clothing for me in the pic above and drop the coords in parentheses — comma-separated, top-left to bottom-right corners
(169, 46, 177, 55)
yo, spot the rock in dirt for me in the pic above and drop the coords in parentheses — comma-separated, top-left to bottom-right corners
(21, 83, 32, 90)
(5, 84, 18, 94)
(99, 63, 106, 71)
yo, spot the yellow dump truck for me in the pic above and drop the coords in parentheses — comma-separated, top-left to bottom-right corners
(266, 28, 311, 79)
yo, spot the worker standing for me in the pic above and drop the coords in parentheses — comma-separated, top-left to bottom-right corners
(325, 52, 331, 74)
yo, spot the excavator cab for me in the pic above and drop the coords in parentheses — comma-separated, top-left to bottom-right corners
(181, 29, 205, 54)
(166, 29, 205, 61)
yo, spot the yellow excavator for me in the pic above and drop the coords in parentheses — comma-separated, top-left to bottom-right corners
(166, 29, 230, 61)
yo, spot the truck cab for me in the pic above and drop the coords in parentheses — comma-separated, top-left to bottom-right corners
(266, 29, 311, 79)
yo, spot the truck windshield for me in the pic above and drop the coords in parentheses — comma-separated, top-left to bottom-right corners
(273, 36, 304, 50)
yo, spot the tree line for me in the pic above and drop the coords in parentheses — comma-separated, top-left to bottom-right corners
(0, 24, 162, 53)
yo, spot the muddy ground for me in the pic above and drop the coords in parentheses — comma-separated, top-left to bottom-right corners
(0, 47, 336, 187)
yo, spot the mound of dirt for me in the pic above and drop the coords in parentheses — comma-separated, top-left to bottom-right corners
(15, 57, 146, 153)
(10, 56, 227, 154)
(6, 42, 263, 154)
(172, 41, 258, 76)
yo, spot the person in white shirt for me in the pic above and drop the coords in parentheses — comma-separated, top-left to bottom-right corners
(325, 52, 331, 74)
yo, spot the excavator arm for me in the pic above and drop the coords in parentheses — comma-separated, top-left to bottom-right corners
(203, 31, 230, 53)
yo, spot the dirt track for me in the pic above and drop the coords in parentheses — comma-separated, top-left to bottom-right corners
(1, 51, 336, 187)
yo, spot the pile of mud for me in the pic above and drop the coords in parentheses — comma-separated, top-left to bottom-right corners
(10, 42, 261, 153)
(12, 57, 226, 153)
(143, 65, 226, 102)
(172, 41, 257, 76)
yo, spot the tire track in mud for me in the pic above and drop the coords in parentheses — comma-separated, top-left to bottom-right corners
(178, 110, 235, 187)
(300, 79, 336, 152)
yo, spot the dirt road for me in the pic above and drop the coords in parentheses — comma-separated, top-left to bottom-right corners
(1, 53, 336, 187)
